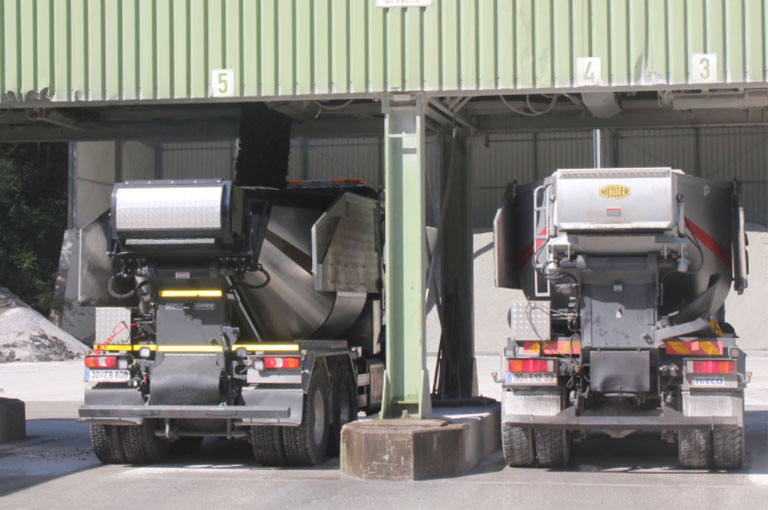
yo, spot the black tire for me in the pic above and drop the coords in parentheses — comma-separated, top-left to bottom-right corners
(678, 429, 711, 468)
(170, 436, 204, 456)
(121, 421, 170, 465)
(713, 428, 745, 469)
(534, 428, 570, 467)
(502, 425, 534, 466)
(250, 426, 288, 466)
(90, 425, 127, 464)
(282, 365, 330, 466)
(327, 363, 357, 457)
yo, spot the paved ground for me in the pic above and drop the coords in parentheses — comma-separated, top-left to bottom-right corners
(1, 353, 767, 509)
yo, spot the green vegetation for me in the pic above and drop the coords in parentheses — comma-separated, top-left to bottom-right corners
(0, 143, 68, 313)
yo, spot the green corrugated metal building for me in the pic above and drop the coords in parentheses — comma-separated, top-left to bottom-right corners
(3, 0, 768, 106)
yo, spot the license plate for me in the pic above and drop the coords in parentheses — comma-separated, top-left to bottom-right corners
(506, 372, 557, 385)
(85, 369, 131, 383)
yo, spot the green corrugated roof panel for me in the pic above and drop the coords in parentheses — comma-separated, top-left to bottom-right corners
(1, 0, 767, 106)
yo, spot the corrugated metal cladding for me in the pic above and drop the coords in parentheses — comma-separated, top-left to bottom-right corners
(4, 0, 768, 106)
(287, 135, 438, 188)
(470, 131, 594, 226)
(468, 127, 768, 227)
(615, 127, 768, 226)
(161, 140, 236, 179)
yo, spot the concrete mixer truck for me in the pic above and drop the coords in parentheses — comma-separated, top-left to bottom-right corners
(77, 179, 384, 466)
(494, 168, 750, 469)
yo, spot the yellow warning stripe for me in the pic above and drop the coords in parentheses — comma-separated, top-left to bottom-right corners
(159, 289, 223, 298)
(233, 343, 300, 353)
(665, 341, 723, 356)
(94, 344, 156, 352)
(522, 340, 580, 355)
(93, 343, 300, 353)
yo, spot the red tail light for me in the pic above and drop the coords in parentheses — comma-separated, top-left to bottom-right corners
(509, 359, 554, 373)
(264, 357, 300, 370)
(691, 360, 734, 374)
(85, 355, 118, 368)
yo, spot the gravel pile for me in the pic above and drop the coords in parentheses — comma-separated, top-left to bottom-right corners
(0, 287, 90, 362)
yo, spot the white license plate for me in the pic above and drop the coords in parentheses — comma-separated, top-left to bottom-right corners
(507, 372, 557, 385)
(85, 369, 131, 383)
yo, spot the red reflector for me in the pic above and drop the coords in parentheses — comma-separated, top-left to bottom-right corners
(85, 355, 118, 368)
(509, 359, 552, 373)
(264, 357, 300, 370)
(692, 360, 734, 374)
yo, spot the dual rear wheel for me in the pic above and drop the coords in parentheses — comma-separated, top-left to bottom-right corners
(90, 421, 170, 465)
(678, 427, 745, 469)
(250, 362, 357, 466)
(502, 425, 570, 467)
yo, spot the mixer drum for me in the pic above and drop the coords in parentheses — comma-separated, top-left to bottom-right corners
(239, 203, 366, 340)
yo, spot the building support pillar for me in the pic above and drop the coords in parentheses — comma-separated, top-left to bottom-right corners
(381, 95, 431, 419)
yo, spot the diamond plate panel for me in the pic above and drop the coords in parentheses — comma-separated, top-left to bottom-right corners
(508, 301, 550, 341)
(95, 307, 132, 345)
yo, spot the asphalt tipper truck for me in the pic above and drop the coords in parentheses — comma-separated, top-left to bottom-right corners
(77, 179, 385, 466)
(494, 168, 750, 469)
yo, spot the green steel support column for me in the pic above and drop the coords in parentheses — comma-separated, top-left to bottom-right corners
(381, 95, 431, 419)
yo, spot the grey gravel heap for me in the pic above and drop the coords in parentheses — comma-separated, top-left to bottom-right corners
(0, 287, 89, 362)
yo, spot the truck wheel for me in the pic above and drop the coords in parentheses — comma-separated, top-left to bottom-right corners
(283, 366, 330, 466)
(534, 428, 570, 467)
(250, 426, 287, 466)
(713, 428, 745, 469)
(121, 421, 170, 465)
(502, 425, 534, 466)
(678, 429, 711, 468)
(327, 363, 357, 457)
(90, 425, 127, 464)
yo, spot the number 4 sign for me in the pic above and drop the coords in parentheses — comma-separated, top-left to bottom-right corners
(692, 54, 717, 83)
(577, 57, 601, 87)
(211, 69, 235, 97)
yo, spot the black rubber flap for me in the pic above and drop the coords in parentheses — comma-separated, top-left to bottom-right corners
(150, 354, 223, 405)
(590, 350, 650, 393)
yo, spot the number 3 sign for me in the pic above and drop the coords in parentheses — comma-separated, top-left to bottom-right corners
(691, 54, 717, 84)
(211, 69, 235, 97)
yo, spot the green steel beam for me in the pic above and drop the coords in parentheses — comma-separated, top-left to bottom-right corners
(381, 95, 431, 419)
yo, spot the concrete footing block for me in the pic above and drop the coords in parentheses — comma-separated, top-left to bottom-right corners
(0, 398, 26, 443)
(341, 403, 500, 480)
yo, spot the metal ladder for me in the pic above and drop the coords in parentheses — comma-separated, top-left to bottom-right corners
(532, 184, 551, 298)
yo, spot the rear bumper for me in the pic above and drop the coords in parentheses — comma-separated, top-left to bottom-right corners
(502, 388, 744, 431)
(78, 387, 304, 426)
(504, 407, 742, 431)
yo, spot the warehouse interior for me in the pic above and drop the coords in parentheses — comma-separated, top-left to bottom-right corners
(55, 92, 768, 406)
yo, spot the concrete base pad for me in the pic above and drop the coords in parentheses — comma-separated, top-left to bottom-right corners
(341, 403, 500, 480)
(0, 398, 26, 443)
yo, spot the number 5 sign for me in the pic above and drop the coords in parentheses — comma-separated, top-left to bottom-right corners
(691, 54, 717, 84)
(211, 69, 235, 97)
